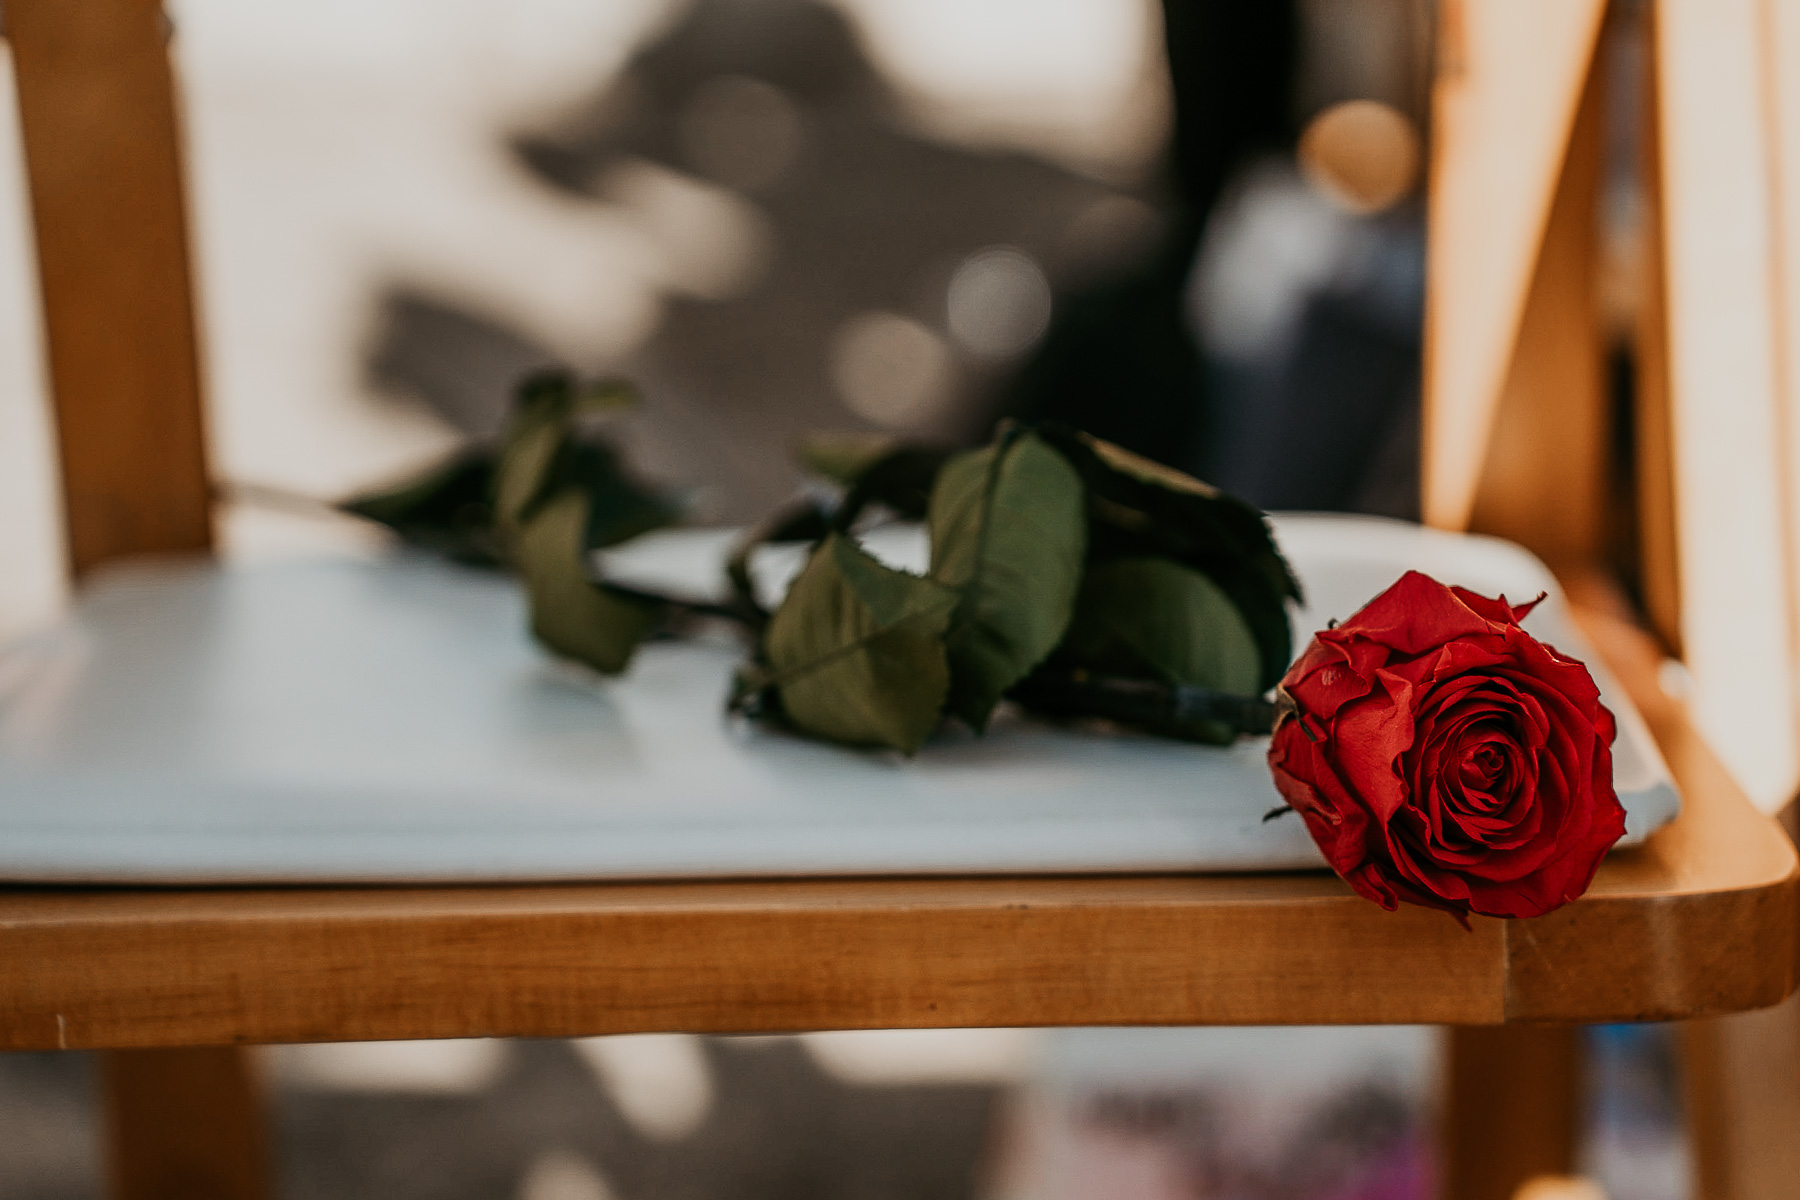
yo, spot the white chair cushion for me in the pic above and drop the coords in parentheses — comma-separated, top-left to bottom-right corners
(0, 515, 1678, 883)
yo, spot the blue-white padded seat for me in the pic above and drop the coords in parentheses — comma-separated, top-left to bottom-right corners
(0, 515, 1679, 883)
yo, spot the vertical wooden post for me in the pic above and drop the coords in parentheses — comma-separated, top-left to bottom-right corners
(6, 0, 213, 576)
(1640, 5, 1800, 1196)
(1682, 992, 1800, 1200)
(1681, 804, 1800, 1200)
(1464, 36, 1610, 569)
(1422, 0, 1608, 537)
(1441, 1025, 1584, 1200)
(101, 1048, 271, 1200)
(1654, 0, 1800, 814)
(1631, 3, 1681, 655)
(7, 5, 260, 1198)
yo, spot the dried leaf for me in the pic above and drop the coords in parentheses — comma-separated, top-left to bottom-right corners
(928, 430, 1086, 728)
(346, 371, 672, 570)
(515, 489, 658, 674)
(562, 441, 682, 550)
(756, 533, 959, 752)
(1053, 557, 1262, 743)
(1037, 424, 1299, 690)
(341, 452, 504, 567)
(493, 371, 639, 533)
(725, 499, 836, 628)
(835, 445, 956, 526)
(797, 432, 901, 486)
(1008, 670, 1275, 738)
(490, 371, 676, 673)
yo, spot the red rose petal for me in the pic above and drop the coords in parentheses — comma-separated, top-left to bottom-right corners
(1269, 569, 1627, 921)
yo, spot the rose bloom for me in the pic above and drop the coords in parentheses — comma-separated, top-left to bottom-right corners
(1268, 570, 1626, 921)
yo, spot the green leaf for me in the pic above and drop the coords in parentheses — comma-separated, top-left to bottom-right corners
(340, 451, 504, 567)
(725, 498, 836, 628)
(797, 432, 900, 486)
(795, 431, 953, 525)
(757, 533, 959, 752)
(927, 430, 1086, 729)
(488, 371, 674, 673)
(1053, 557, 1263, 743)
(559, 441, 682, 550)
(347, 370, 679, 674)
(1035, 425, 1299, 690)
(345, 370, 670, 572)
(834, 446, 955, 525)
(515, 489, 658, 675)
(493, 371, 637, 532)
(1008, 670, 1276, 738)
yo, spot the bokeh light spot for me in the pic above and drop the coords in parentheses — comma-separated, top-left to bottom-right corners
(677, 74, 804, 193)
(830, 311, 955, 429)
(1297, 99, 1421, 216)
(945, 245, 1052, 361)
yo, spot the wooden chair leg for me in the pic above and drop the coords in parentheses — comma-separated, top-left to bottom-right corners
(1680, 999, 1800, 1200)
(1683, 791, 1800, 1200)
(101, 1047, 271, 1200)
(1441, 1025, 1583, 1200)
(1681, 804, 1800, 1200)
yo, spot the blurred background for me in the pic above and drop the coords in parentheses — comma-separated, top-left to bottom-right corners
(0, 1022, 1687, 1200)
(0, 0, 1435, 638)
(0, 1, 1687, 1198)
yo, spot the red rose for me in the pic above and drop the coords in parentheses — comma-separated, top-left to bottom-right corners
(1268, 570, 1626, 921)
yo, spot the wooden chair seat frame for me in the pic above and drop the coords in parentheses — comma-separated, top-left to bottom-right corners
(3, 3, 1797, 1199)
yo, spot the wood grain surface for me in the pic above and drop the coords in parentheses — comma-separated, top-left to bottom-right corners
(102, 1047, 269, 1200)
(1422, 0, 1607, 532)
(0, 874, 1506, 1048)
(1654, 0, 1800, 814)
(1441, 1025, 1582, 1200)
(7, 0, 214, 575)
(1465, 15, 1608, 570)
(0, 577, 1791, 1050)
(1632, 6, 1682, 657)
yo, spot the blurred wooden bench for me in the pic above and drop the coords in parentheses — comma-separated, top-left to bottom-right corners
(2, 3, 1796, 1200)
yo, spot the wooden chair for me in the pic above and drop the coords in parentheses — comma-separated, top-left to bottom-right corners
(2, 3, 1796, 1199)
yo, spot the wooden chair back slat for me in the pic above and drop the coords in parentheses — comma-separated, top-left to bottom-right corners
(8, 0, 212, 577)
(1631, 8, 1681, 656)
(1460, 30, 1609, 570)
(1427, 0, 1800, 816)
(1653, 0, 1800, 815)
(1422, 0, 1607, 541)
